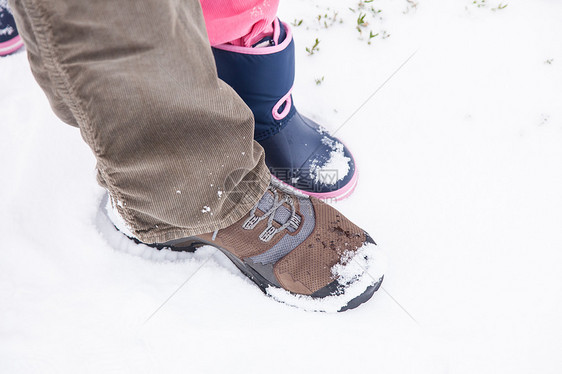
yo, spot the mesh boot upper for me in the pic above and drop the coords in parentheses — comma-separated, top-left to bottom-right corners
(200, 182, 367, 295)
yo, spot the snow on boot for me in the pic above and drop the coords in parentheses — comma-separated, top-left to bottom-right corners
(212, 19, 358, 201)
(0, 1, 23, 57)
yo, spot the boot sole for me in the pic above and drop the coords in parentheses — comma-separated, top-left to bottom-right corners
(138, 234, 383, 313)
(0, 35, 24, 56)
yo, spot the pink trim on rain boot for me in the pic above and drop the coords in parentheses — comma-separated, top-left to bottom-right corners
(0, 35, 23, 56)
(273, 156, 359, 202)
(212, 20, 292, 55)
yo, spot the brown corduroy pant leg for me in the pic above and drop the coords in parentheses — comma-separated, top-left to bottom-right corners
(9, 0, 270, 243)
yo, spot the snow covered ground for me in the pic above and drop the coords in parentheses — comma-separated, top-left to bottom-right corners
(1, 0, 562, 372)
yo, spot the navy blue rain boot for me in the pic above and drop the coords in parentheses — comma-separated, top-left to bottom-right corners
(212, 19, 358, 200)
(0, 2, 23, 57)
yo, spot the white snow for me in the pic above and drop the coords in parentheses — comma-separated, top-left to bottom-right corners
(0, 25, 14, 37)
(309, 136, 352, 185)
(1, 0, 562, 373)
(104, 194, 137, 239)
(97, 202, 194, 262)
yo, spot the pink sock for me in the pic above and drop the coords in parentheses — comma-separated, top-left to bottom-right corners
(199, 0, 279, 47)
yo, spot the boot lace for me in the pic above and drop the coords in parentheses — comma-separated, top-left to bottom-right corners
(242, 184, 301, 242)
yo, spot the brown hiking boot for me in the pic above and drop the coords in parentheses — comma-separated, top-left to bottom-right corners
(99, 178, 385, 312)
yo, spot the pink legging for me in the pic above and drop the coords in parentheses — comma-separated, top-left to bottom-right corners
(200, 0, 279, 47)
